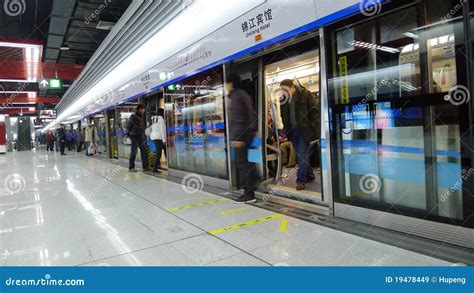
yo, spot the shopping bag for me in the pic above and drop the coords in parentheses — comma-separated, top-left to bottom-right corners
(88, 144, 96, 155)
(145, 126, 152, 137)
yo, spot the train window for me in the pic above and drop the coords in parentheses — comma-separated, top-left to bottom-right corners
(424, 0, 463, 94)
(164, 67, 228, 179)
(329, 3, 464, 104)
(330, 9, 422, 103)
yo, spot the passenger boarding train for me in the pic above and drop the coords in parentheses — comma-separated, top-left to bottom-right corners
(45, 0, 474, 249)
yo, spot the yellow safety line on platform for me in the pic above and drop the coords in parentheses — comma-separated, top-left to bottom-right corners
(220, 207, 247, 215)
(189, 196, 221, 201)
(166, 199, 229, 212)
(279, 218, 288, 233)
(209, 213, 284, 235)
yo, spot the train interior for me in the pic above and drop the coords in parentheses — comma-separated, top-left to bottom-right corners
(264, 50, 322, 200)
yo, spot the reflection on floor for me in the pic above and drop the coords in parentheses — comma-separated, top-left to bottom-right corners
(0, 150, 453, 266)
(267, 167, 322, 199)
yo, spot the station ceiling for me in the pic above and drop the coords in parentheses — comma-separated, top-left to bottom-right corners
(0, 0, 132, 116)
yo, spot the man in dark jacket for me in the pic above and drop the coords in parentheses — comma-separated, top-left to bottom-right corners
(57, 124, 67, 155)
(279, 79, 320, 190)
(228, 73, 258, 203)
(127, 103, 151, 172)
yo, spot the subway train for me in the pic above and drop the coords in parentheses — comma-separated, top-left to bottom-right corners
(44, 0, 474, 249)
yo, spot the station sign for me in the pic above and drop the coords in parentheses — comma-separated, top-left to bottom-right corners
(38, 78, 62, 90)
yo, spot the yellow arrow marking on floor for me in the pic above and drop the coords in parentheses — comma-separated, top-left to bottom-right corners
(166, 199, 229, 212)
(279, 218, 288, 233)
(209, 213, 284, 235)
(220, 207, 247, 215)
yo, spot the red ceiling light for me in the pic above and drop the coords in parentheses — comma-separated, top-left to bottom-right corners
(0, 41, 42, 81)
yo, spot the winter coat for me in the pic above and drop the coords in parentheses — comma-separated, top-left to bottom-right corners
(280, 87, 320, 143)
(149, 116, 166, 141)
(46, 133, 55, 145)
(57, 128, 66, 142)
(229, 88, 257, 141)
(127, 111, 145, 137)
(85, 126, 94, 142)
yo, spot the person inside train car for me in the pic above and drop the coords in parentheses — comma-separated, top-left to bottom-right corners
(279, 79, 320, 191)
(279, 134, 296, 168)
(58, 124, 67, 155)
(127, 103, 152, 173)
(227, 73, 258, 204)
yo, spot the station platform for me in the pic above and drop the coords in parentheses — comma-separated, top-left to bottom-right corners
(0, 150, 455, 266)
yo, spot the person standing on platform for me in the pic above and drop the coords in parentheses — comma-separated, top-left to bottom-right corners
(66, 130, 72, 150)
(76, 128, 83, 152)
(228, 73, 258, 204)
(127, 103, 152, 172)
(85, 123, 94, 156)
(46, 131, 55, 152)
(57, 124, 67, 155)
(149, 109, 167, 174)
(54, 130, 59, 151)
(72, 129, 77, 150)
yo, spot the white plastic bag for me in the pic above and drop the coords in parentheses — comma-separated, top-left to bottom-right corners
(88, 143, 96, 155)
(145, 126, 152, 137)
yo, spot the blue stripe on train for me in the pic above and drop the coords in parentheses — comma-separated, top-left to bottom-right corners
(320, 139, 460, 157)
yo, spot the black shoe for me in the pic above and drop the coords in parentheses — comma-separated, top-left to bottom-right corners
(153, 169, 161, 174)
(233, 195, 256, 204)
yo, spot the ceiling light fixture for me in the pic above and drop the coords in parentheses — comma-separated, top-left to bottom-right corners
(2, 91, 37, 97)
(349, 40, 400, 54)
(0, 79, 37, 83)
(0, 41, 42, 83)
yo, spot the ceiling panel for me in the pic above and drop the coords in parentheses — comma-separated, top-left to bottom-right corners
(0, 0, 133, 116)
